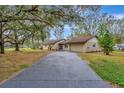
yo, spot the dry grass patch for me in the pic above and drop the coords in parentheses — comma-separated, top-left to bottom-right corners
(0, 49, 50, 82)
(78, 51, 124, 87)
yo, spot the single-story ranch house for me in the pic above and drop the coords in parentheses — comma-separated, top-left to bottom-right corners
(43, 36, 101, 52)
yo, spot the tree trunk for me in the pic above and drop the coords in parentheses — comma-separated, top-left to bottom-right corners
(15, 43, 19, 51)
(14, 30, 20, 51)
(0, 40, 4, 54)
(0, 22, 4, 54)
(105, 52, 109, 55)
(31, 35, 36, 49)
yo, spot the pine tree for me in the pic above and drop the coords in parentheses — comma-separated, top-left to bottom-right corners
(98, 24, 114, 55)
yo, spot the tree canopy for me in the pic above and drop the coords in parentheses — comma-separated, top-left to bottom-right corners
(0, 5, 101, 53)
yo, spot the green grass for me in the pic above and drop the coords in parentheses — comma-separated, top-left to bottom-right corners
(78, 51, 124, 87)
(20, 64, 29, 69)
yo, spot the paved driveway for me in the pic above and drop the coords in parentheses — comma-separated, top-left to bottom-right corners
(0, 52, 111, 88)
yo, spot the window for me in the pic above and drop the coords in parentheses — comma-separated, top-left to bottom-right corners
(93, 43, 96, 47)
(65, 44, 68, 48)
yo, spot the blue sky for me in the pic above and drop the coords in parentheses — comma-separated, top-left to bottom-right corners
(101, 5, 124, 19)
(51, 5, 124, 39)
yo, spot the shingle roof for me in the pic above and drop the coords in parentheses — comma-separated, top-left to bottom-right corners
(44, 39, 65, 45)
(65, 36, 94, 44)
(59, 39, 69, 44)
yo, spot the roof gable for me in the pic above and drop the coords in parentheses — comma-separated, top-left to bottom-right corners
(44, 39, 65, 45)
(66, 36, 95, 44)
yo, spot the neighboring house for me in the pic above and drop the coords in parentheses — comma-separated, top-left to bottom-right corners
(43, 39, 65, 50)
(42, 43, 49, 50)
(114, 44, 124, 50)
(60, 36, 101, 52)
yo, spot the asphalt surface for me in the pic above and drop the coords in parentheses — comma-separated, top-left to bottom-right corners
(0, 52, 111, 88)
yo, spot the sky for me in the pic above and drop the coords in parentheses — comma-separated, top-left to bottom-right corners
(50, 5, 124, 39)
(101, 5, 124, 19)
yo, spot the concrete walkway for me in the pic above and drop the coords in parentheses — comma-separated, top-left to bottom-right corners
(0, 52, 111, 88)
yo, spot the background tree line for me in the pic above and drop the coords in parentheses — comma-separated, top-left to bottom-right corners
(69, 12, 124, 44)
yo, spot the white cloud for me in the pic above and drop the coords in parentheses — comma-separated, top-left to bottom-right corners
(112, 14, 124, 19)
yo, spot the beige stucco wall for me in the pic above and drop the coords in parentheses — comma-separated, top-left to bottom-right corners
(65, 37, 101, 52)
(62, 44, 70, 51)
(69, 43, 85, 52)
(82, 37, 101, 52)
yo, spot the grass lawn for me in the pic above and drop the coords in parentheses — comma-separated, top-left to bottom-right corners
(78, 51, 124, 87)
(0, 48, 50, 83)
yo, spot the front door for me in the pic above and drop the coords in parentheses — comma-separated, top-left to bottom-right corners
(59, 44, 63, 50)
